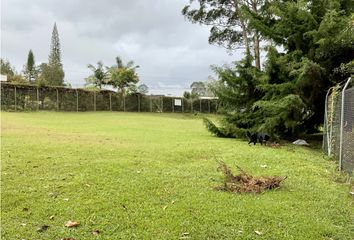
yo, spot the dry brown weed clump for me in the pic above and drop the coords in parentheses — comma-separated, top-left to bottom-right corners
(215, 161, 287, 193)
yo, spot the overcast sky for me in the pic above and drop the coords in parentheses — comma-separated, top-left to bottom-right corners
(1, 0, 244, 96)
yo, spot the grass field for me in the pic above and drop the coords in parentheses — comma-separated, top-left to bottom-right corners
(1, 112, 353, 240)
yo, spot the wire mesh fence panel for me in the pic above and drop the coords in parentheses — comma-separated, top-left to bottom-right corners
(332, 92, 342, 161)
(140, 95, 151, 112)
(150, 96, 162, 112)
(96, 91, 110, 111)
(40, 87, 58, 111)
(111, 93, 123, 111)
(210, 99, 218, 113)
(323, 88, 340, 157)
(1, 84, 16, 111)
(342, 87, 354, 174)
(125, 94, 139, 112)
(183, 99, 192, 113)
(25, 87, 40, 111)
(192, 99, 201, 113)
(14, 86, 27, 111)
(200, 99, 210, 113)
(58, 88, 77, 111)
(78, 90, 94, 111)
(162, 97, 173, 112)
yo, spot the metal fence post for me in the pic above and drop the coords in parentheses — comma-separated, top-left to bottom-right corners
(56, 88, 59, 111)
(76, 89, 79, 112)
(208, 99, 211, 113)
(150, 96, 152, 112)
(161, 96, 163, 113)
(191, 99, 193, 113)
(138, 94, 141, 112)
(36, 87, 39, 111)
(14, 86, 17, 112)
(172, 98, 174, 113)
(109, 92, 112, 111)
(94, 91, 96, 111)
(123, 95, 126, 112)
(323, 87, 334, 155)
(199, 99, 202, 113)
(182, 98, 184, 112)
(339, 77, 352, 170)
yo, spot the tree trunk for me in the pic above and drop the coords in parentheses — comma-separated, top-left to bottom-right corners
(233, 0, 250, 52)
(253, 33, 261, 70)
(251, 0, 261, 70)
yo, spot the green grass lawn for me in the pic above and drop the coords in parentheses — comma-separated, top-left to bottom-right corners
(1, 112, 353, 240)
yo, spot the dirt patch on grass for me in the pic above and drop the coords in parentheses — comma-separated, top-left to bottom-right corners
(215, 161, 287, 193)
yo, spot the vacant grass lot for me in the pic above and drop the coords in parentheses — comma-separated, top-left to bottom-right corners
(1, 112, 353, 240)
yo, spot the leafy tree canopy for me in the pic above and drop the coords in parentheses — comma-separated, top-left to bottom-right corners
(201, 0, 354, 138)
(107, 57, 139, 95)
(85, 61, 107, 89)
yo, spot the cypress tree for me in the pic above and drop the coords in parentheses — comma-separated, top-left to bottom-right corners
(49, 23, 62, 67)
(41, 22, 64, 86)
(23, 49, 37, 82)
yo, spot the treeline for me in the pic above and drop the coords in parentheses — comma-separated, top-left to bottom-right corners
(183, 0, 354, 138)
(84, 57, 145, 95)
(1, 23, 144, 95)
(1, 23, 65, 87)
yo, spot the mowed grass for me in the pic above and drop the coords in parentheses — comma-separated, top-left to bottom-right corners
(1, 112, 353, 240)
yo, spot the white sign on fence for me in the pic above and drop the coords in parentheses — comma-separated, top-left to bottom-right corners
(174, 99, 182, 106)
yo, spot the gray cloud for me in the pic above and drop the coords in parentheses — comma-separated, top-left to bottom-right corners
(1, 0, 242, 95)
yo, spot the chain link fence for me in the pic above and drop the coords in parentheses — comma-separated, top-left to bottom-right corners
(0, 82, 218, 114)
(323, 77, 354, 175)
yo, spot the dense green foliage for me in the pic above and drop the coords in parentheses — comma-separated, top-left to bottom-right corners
(37, 63, 65, 87)
(1, 58, 27, 84)
(0, 59, 15, 77)
(107, 56, 139, 95)
(85, 61, 107, 89)
(192, 0, 354, 138)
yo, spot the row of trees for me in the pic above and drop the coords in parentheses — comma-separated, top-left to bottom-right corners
(183, 0, 354, 138)
(85, 57, 147, 95)
(1, 23, 65, 87)
(1, 22, 144, 95)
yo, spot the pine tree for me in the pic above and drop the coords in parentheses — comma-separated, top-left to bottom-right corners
(205, 0, 353, 138)
(39, 22, 65, 86)
(23, 49, 37, 82)
(49, 23, 62, 67)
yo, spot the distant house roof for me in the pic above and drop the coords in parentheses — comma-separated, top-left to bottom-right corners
(199, 96, 218, 100)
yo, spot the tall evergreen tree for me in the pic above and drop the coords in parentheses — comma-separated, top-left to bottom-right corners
(49, 23, 62, 67)
(202, 0, 353, 138)
(38, 23, 65, 86)
(23, 49, 37, 82)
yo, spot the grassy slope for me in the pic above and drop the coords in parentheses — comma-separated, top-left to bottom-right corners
(1, 112, 353, 240)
